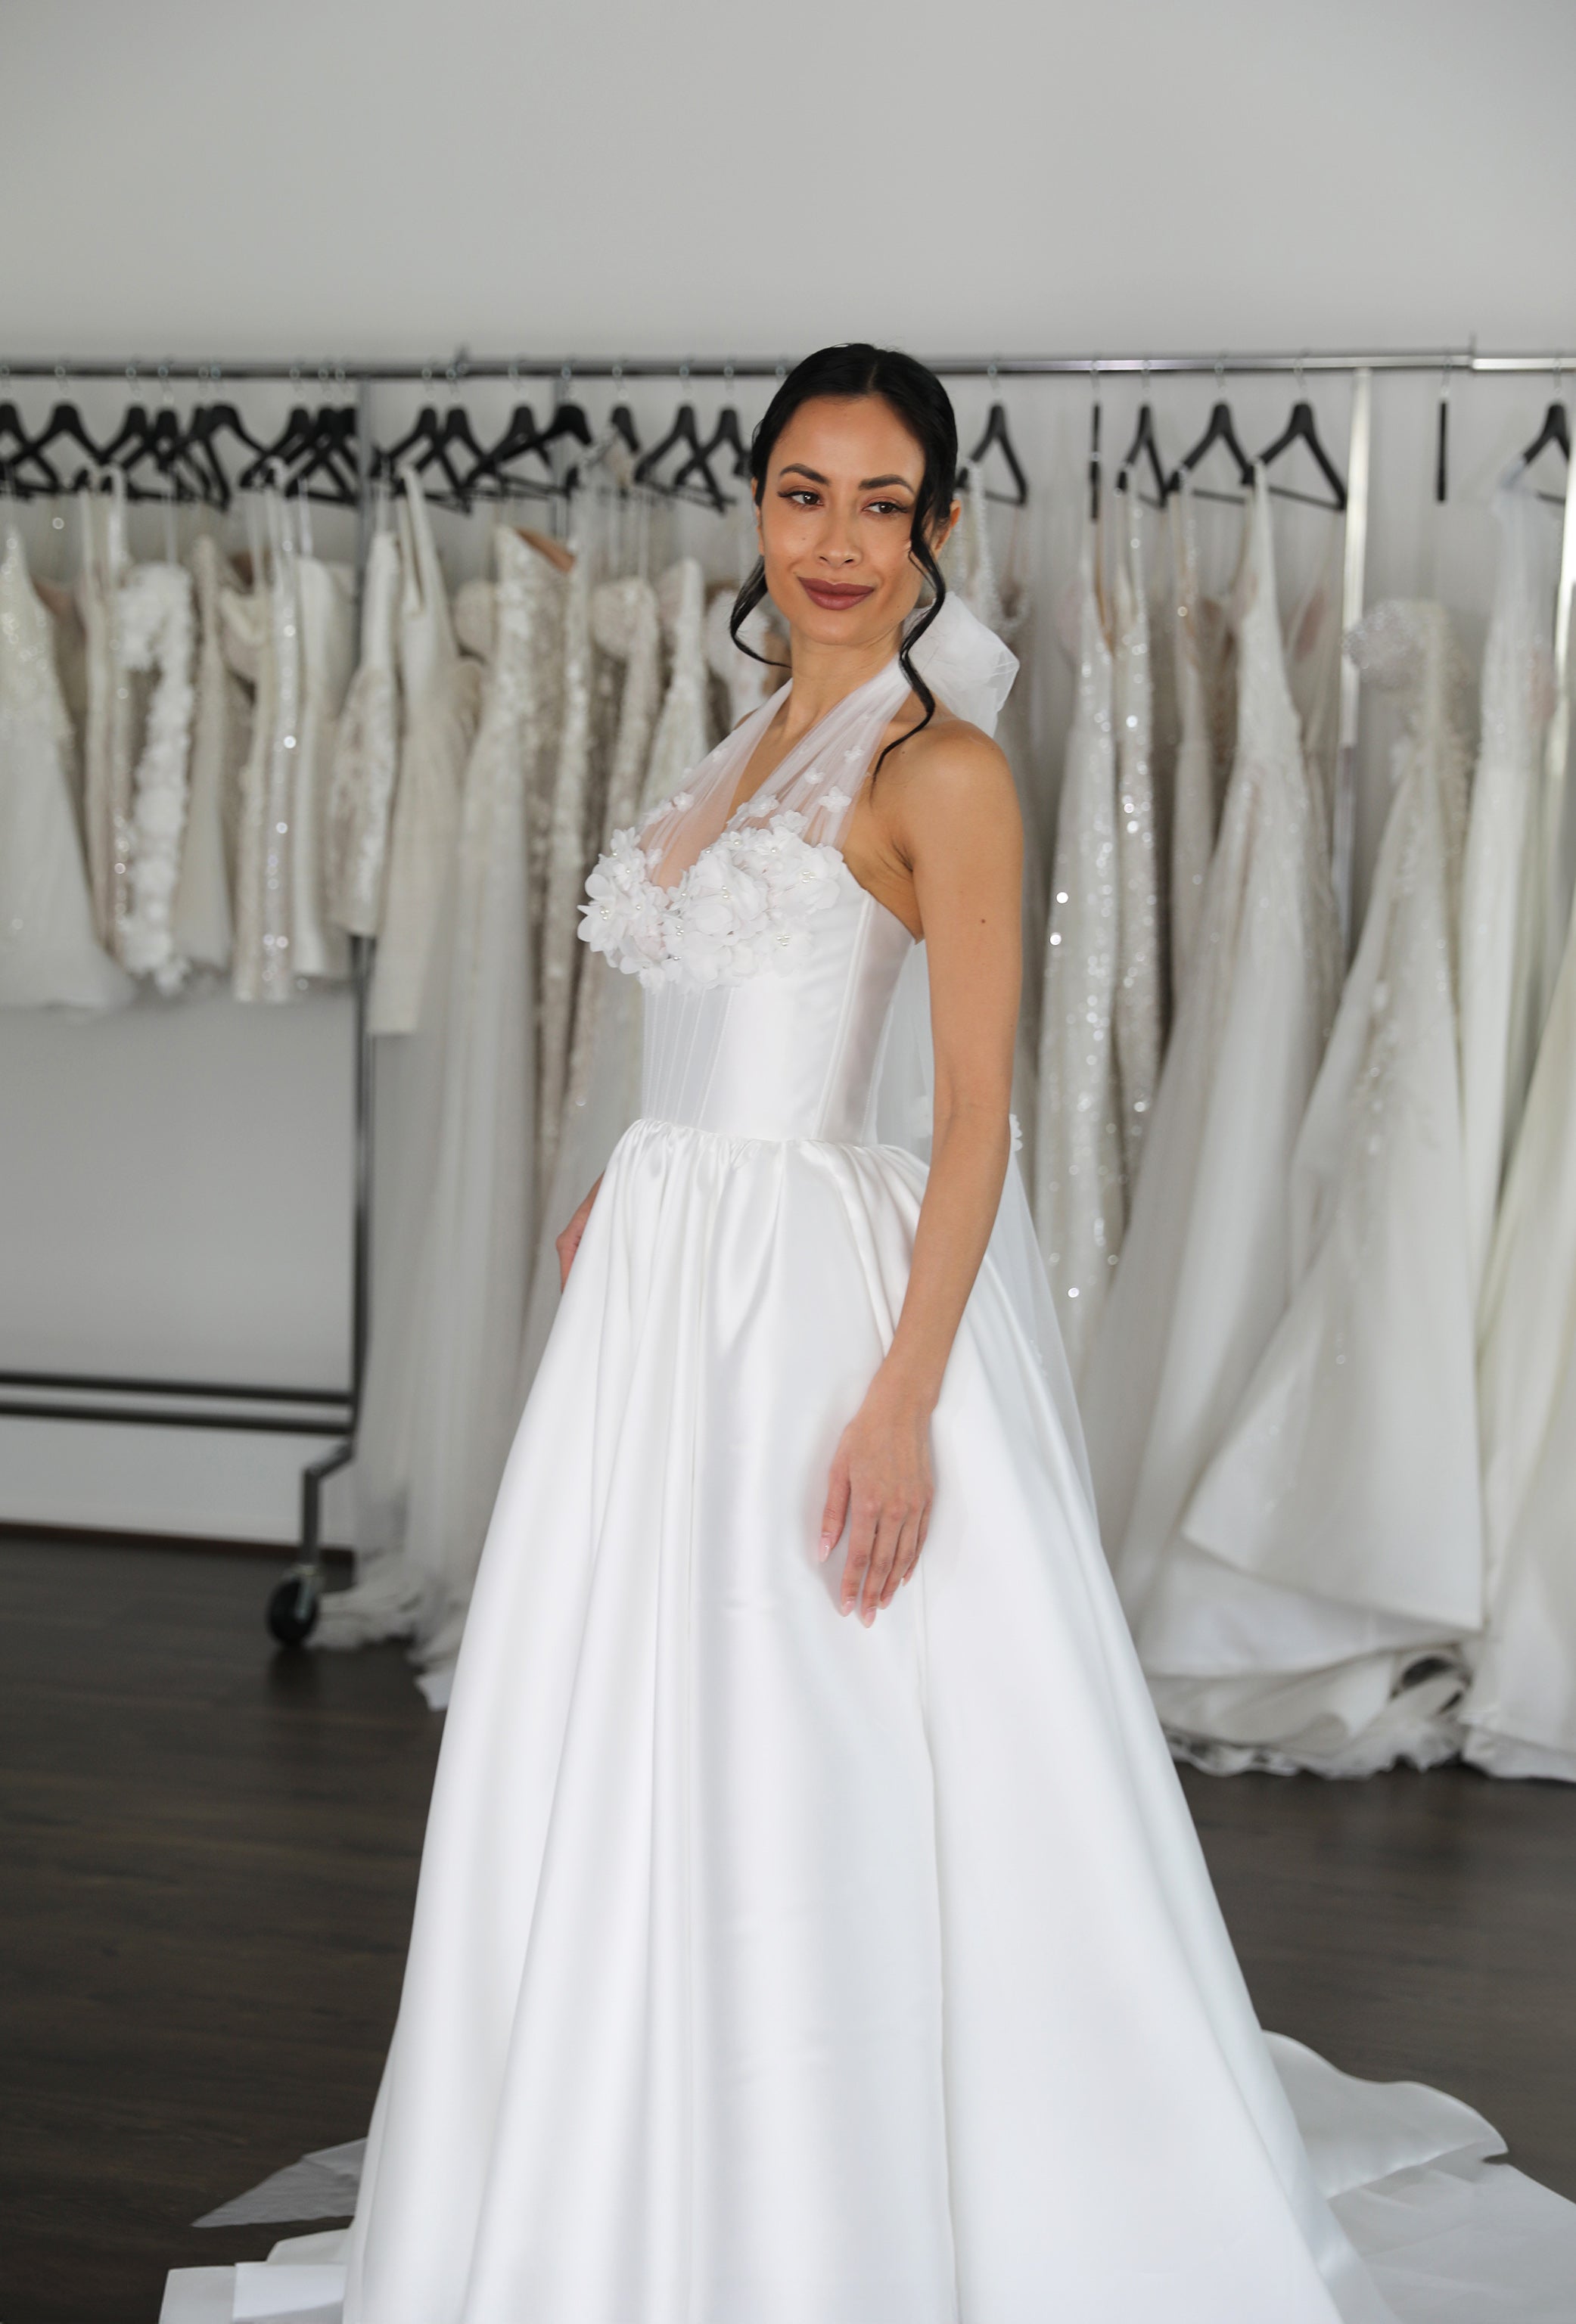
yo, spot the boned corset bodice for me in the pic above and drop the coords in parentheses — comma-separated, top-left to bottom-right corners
(641, 865, 914, 1144)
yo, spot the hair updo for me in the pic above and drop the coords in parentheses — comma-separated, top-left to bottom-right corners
(729, 343, 959, 767)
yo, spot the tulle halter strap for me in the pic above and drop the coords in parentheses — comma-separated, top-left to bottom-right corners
(637, 592, 1019, 890)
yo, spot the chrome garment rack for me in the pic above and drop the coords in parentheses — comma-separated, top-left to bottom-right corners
(1, 343, 1568, 1631)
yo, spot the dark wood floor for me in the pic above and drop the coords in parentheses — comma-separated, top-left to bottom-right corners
(3, 1538, 1574, 2322)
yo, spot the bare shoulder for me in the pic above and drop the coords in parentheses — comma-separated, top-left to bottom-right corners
(879, 707, 1021, 859)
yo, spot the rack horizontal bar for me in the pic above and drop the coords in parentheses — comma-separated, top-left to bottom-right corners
(0, 1368, 351, 1404)
(0, 345, 1568, 384)
(0, 1398, 350, 1436)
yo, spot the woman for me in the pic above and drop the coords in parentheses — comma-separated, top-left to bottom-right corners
(338, 349, 1525, 2323)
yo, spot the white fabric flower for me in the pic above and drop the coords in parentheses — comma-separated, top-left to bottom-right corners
(577, 816, 846, 993)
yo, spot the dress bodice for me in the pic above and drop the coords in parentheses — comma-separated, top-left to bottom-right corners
(639, 851, 913, 1142)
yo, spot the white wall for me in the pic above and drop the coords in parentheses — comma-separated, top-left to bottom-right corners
(3, 0, 1574, 1546)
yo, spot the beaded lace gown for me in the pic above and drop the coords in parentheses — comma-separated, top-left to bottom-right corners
(1034, 515, 1123, 1381)
(165, 595, 1576, 2324)
(0, 524, 130, 1010)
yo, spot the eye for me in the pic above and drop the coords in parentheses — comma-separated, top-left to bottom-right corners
(781, 488, 821, 507)
(866, 499, 911, 517)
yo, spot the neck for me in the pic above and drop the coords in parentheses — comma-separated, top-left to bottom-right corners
(775, 619, 903, 744)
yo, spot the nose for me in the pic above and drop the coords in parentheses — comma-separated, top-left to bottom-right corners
(816, 505, 860, 566)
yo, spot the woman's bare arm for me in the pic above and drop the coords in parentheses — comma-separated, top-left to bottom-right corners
(820, 725, 1023, 1620)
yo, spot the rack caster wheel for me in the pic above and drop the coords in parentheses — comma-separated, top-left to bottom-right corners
(268, 1567, 321, 1645)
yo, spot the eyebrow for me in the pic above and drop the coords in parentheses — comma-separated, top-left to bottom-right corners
(779, 463, 917, 492)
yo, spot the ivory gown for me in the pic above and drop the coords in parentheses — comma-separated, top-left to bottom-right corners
(164, 598, 1576, 2324)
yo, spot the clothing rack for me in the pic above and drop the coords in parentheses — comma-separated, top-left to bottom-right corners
(2, 342, 1568, 1631)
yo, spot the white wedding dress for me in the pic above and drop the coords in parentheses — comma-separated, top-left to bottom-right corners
(164, 597, 1576, 2324)
(1167, 472, 1239, 1009)
(368, 471, 483, 1036)
(1458, 478, 1561, 1294)
(1466, 689, 1576, 1779)
(515, 571, 664, 1405)
(0, 524, 130, 1011)
(1156, 602, 1483, 1773)
(1111, 485, 1166, 1183)
(1033, 517, 1124, 1380)
(327, 521, 403, 940)
(1082, 477, 1344, 1694)
(326, 530, 564, 1676)
(172, 533, 248, 974)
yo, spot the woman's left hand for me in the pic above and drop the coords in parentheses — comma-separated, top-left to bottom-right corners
(819, 1370, 935, 1623)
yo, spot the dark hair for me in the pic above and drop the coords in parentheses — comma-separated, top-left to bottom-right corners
(729, 343, 958, 771)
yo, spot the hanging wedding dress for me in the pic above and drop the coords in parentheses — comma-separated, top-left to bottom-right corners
(704, 583, 779, 731)
(222, 497, 356, 1001)
(172, 595, 1576, 2324)
(290, 548, 355, 983)
(642, 555, 713, 811)
(171, 533, 247, 973)
(950, 477, 1043, 1179)
(1167, 474, 1239, 1005)
(327, 521, 402, 938)
(0, 524, 130, 1010)
(514, 571, 664, 1405)
(1466, 712, 1576, 1779)
(1111, 486, 1166, 1181)
(1458, 478, 1560, 1293)
(325, 530, 564, 1679)
(117, 558, 197, 994)
(534, 539, 592, 1198)
(1033, 517, 1124, 1380)
(368, 471, 483, 1036)
(1149, 601, 1481, 1773)
(76, 483, 138, 959)
(1082, 477, 1344, 1676)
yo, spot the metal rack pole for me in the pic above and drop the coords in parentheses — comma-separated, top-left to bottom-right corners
(0, 344, 1570, 384)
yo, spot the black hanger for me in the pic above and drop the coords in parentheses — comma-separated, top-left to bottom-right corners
(22, 397, 106, 495)
(272, 405, 362, 508)
(671, 405, 751, 496)
(964, 402, 1029, 507)
(238, 402, 322, 492)
(608, 403, 642, 456)
(182, 401, 269, 510)
(98, 402, 210, 504)
(537, 397, 594, 455)
(1518, 399, 1571, 471)
(455, 402, 561, 504)
(1114, 403, 1169, 506)
(0, 399, 70, 497)
(1256, 398, 1347, 511)
(1169, 400, 1254, 502)
(634, 403, 729, 511)
(371, 402, 480, 505)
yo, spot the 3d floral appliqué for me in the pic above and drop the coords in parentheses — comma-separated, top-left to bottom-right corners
(578, 816, 846, 994)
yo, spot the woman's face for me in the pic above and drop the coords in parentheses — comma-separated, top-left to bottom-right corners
(756, 394, 954, 654)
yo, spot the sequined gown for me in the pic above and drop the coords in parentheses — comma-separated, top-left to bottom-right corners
(1034, 515, 1124, 1379)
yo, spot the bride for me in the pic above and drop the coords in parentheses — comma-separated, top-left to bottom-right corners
(330, 349, 1565, 2324)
